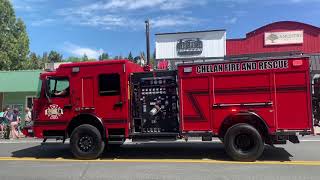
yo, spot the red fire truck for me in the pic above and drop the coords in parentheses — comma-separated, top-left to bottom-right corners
(31, 56, 313, 161)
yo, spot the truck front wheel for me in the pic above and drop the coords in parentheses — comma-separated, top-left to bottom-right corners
(70, 124, 105, 160)
(224, 123, 264, 161)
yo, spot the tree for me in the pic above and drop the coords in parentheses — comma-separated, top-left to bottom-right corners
(133, 56, 140, 64)
(99, 52, 109, 60)
(149, 51, 156, 68)
(82, 54, 89, 61)
(0, 0, 30, 70)
(14, 18, 30, 69)
(128, 52, 133, 61)
(23, 52, 42, 69)
(40, 52, 49, 68)
(48, 50, 63, 63)
(65, 56, 82, 62)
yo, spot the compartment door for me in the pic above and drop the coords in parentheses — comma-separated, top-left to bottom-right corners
(275, 72, 312, 129)
(81, 77, 94, 108)
(180, 77, 211, 131)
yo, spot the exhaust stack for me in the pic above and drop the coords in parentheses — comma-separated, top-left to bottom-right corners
(145, 20, 150, 66)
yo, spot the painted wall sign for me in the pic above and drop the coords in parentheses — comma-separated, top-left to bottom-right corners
(156, 30, 226, 60)
(196, 60, 289, 74)
(45, 104, 63, 119)
(265, 31, 303, 45)
(176, 38, 203, 56)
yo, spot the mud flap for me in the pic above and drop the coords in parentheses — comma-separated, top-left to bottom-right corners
(289, 135, 300, 144)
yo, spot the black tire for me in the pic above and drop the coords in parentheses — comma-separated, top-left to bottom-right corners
(70, 124, 105, 160)
(224, 123, 264, 161)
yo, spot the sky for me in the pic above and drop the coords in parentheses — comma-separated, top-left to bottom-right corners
(10, 0, 320, 59)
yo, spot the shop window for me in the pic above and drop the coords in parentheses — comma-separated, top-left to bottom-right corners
(6, 104, 23, 113)
(99, 74, 120, 96)
(26, 96, 36, 109)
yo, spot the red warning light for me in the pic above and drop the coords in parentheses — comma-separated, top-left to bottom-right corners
(293, 60, 303, 67)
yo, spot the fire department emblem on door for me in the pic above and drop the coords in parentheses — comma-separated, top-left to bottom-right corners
(45, 104, 63, 119)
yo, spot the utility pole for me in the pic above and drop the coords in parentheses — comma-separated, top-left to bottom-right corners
(145, 20, 150, 66)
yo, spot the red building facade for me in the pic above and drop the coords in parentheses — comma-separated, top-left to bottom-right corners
(227, 21, 320, 56)
(156, 21, 320, 72)
(227, 21, 320, 73)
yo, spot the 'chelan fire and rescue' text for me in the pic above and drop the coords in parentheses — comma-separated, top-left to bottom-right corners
(196, 60, 289, 74)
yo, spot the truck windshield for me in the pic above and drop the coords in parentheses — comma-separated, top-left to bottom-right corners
(36, 79, 42, 98)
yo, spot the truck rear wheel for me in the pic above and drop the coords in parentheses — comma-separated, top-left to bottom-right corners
(70, 124, 105, 160)
(224, 123, 264, 161)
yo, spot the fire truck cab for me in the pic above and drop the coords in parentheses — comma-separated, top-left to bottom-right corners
(32, 57, 313, 161)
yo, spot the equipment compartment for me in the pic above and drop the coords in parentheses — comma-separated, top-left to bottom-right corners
(131, 71, 179, 134)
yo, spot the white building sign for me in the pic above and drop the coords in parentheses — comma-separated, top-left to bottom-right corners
(156, 30, 226, 60)
(264, 30, 304, 46)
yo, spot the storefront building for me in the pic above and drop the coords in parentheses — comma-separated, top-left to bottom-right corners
(155, 30, 227, 69)
(156, 21, 320, 73)
(0, 70, 42, 117)
(226, 21, 320, 75)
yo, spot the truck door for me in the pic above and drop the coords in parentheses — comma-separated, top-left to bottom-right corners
(81, 77, 94, 108)
(41, 77, 73, 124)
(95, 65, 127, 124)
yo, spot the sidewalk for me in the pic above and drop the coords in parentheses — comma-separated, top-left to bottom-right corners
(0, 137, 41, 143)
(314, 126, 320, 135)
(0, 137, 68, 143)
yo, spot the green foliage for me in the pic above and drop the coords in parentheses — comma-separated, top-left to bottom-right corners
(48, 50, 63, 63)
(0, 0, 30, 70)
(23, 52, 42, 69)
(41, 52, 49, 64)
(82, 54, 89, 61)
(65, 56, 82, 62)
(143, 51, 156, 68)
(128, 52, 133, 61)
(64, 54, 95, 62)
(133, 56, 140, 64)
(99, 52, 109, 60)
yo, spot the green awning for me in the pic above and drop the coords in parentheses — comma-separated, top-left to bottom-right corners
(0, 70, 42, 92)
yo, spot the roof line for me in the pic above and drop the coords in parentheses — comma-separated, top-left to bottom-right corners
(246, 21, 320, 36)
(0, 69, 42, 73)
(155, 29, 226, 36)
(227, 21, 320, 41)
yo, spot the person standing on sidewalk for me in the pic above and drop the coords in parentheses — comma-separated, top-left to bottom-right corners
(10, 108, 20, 139)
(24, 107, 32, 126)
(3, 107, 13, 139)
(0, 109, 5, 138)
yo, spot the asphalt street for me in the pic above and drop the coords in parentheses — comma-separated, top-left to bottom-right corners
(0, 136, 319, 180)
